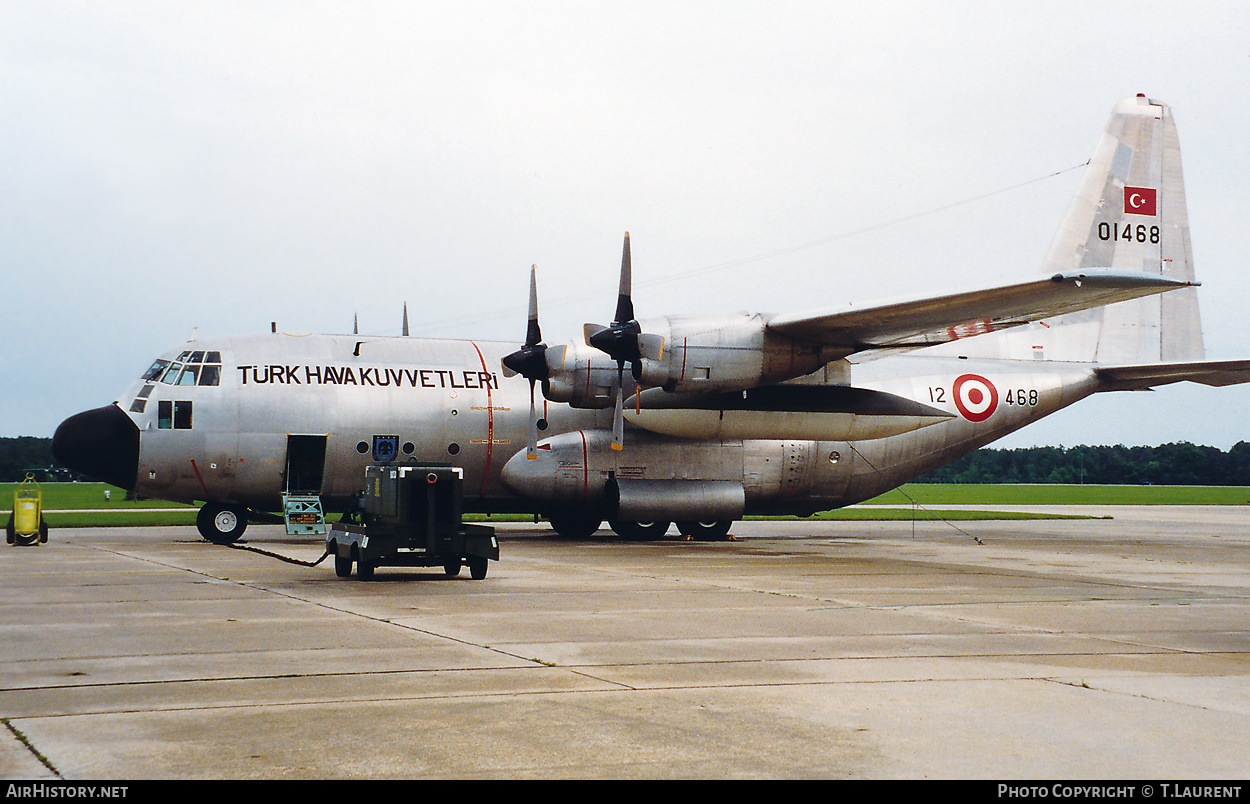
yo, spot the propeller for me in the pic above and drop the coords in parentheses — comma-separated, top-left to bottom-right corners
(501, 266, 549, 459)
(585, 233, 647, 451)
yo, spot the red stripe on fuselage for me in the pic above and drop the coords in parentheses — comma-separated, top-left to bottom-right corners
(469, 341, 493, 498)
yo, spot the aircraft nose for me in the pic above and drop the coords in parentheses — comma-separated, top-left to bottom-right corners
(51, 404, 140, 491)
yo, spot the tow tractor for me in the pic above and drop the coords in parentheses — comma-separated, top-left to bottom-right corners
(328, 464, 498, 581)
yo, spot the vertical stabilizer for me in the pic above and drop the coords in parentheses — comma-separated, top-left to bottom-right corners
(1041, 95, 1204, 364)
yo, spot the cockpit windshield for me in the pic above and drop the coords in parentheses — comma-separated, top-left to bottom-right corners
(141, 351, 223, 386)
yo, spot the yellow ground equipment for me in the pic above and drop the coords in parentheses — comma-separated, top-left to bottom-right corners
(6, 474, 48, 546)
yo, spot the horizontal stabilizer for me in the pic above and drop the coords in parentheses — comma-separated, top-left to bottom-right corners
(1096, 359, 1250, 390)
(767, 270, 1195, 352)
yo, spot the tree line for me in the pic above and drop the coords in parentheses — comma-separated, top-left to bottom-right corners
(0, 437, 60, 482)
(918, 441, 1250, 486)
(3, 436, 1250, 485)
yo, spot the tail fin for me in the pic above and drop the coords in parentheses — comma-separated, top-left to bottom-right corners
(1041, 94, 1204, 364)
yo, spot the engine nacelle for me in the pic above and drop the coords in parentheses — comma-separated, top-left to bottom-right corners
(542, 313, 844, 407)
(499, 429, 855, 519)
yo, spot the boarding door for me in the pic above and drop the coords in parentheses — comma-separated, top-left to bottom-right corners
(283, 435, 328, 536)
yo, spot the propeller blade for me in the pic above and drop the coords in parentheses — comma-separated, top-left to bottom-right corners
(638, 332, 665, 361)
(611, 372, 625, 451)
(525, 265, 541, 347)
(615, 232, 634, 324)
(527, 380, 538, 459)
(583, 323, 608, 346)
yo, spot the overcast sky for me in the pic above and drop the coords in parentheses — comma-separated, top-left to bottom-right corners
(3, 1, 1248, 448)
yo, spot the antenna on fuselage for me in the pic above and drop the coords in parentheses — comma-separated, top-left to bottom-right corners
(402, 302, 409, 336)
(353, 313, 358, 335)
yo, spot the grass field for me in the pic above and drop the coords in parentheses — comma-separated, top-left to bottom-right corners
(2, 481, 1246, 528)
(860, 484, 1250, 506)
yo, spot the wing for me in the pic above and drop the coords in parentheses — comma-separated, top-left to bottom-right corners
(1096, 359, 1250, 390)
(765, 270, 1196, 351)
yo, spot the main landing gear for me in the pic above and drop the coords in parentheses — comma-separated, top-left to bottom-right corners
(547, 514, 734, 542)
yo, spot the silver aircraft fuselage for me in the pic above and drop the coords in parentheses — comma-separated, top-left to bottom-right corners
(99, 330, 1099, 516)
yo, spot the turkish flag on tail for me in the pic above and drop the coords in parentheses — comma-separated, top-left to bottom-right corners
(1123, 186, 1157, 216)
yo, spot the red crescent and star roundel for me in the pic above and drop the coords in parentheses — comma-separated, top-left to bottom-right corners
(952, 373, 999, 422)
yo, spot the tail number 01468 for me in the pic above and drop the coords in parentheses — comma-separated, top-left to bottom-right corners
(1098, 222, 1160, 244)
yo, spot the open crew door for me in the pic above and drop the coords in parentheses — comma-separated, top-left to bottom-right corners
(283, 434, 328, 536)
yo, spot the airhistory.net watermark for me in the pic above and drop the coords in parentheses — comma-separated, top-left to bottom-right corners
(5, 785, 128, 799)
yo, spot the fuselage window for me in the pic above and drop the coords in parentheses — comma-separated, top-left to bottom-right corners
(130, 384, 154, 414)
(174, 400, 193, 429)
(157, 400, 194, 429)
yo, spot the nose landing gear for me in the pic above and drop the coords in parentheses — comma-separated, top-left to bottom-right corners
(197, 502, 249, 544)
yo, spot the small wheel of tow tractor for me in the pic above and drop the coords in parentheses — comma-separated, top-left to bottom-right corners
(197, 503, 248, 544)
(675, 520, 733, 541)
(39, 518, 48, 544)
(468, 556, 489, 580)
(333, 546, 352, 578)
(5, 516, 14, 545)
(609, 520, 670, 541)
(443, 559, 462, 578)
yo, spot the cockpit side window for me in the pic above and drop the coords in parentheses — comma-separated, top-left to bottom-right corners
(142, 360, 170, 382)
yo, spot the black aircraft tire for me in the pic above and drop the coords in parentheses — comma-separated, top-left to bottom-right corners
(547, 512, 602, 540)
(675, 520, 733, 541)
(196, 503, 248, 545)
(609, 520, 670, 541)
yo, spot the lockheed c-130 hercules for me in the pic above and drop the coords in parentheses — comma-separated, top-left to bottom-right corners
(52, 95, 1250, 544)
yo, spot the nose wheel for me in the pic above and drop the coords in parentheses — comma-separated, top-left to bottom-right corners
(197, 502, 249, 544)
